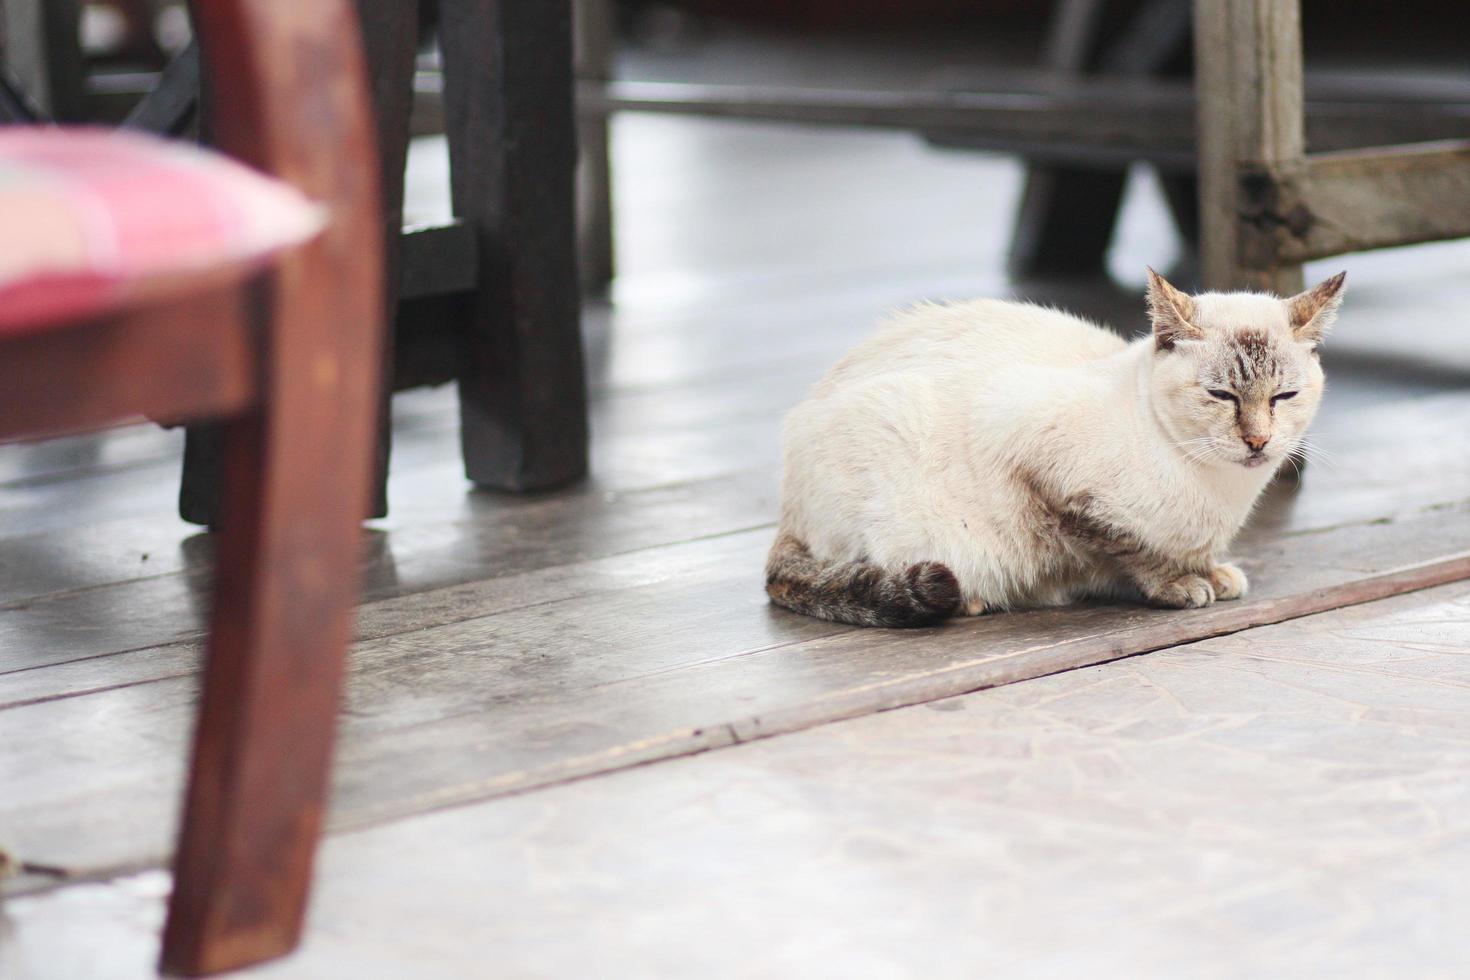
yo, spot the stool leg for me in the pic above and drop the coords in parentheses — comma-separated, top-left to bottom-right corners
(1010, 0, 1125, 278)
(179, 0, 415, 528)
(440, 0, 589, 492)
(354, 0, 420, 519)
(1194, 0, 1309, 482)
(1192, 0, 1306, 293)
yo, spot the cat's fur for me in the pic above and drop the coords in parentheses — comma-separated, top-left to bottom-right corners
(766, 268, 1346, 627)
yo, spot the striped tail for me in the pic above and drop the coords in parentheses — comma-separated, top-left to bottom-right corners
(764, 532, 962, 628)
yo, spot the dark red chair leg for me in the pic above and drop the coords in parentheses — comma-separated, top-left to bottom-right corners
(130, 1, 382, 970)
(159, 269, 381, 977)
(159, 272, 380, 976)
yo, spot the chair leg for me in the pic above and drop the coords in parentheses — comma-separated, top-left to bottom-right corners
(160, 285, 381, 974)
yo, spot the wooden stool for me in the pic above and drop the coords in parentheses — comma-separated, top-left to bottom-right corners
(1194, 0, 1470, 292)
(181, 0, 590, 524)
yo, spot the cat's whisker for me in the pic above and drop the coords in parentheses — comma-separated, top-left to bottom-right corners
(1174, 437, 1222, 465)
(1292, 439, 1337, 470)
(1179, 443, 1216, 465)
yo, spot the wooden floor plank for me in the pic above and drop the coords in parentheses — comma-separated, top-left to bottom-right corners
(20, 577, 1470, 979)
(0, 465, 779, 670)
(3, 484, 1468, 889)
(8, 385, 1470, 673)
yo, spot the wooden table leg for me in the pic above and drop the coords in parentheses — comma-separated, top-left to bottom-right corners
(1012, 0, 1199, 279)
(1192, 0, 1306, 293)
(1010, 0, 1124, 278)
(575, 0, 616, 294)
(354, 0, 420, 518)
(440, 0, 589, 492)
(179, 0, 416, 525)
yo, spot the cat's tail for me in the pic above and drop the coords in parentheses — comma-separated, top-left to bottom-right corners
(764, 532, 962, 628)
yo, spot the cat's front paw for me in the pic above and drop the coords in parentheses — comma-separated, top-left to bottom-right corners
(1149, 574, 1215, 609)
(1208, 562, 1248, 601)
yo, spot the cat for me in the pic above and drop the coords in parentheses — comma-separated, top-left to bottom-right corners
(765, 268, 1345, 628)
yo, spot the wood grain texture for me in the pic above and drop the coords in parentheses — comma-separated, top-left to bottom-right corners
(440, 0, 590, 491)
(1196, 1, 1470, 286)
(1241, 140, 1470, 266)
(5, 317, 1470, 671)
(0, 0, 382, 970)
(11, 391, 1470, 701)
(159, 0, 385, 973)
(1193, 0, 1305, 292)
(12, 578, 1470, 978)
(0, 288, 256, 444)
(4, 483, 1470, 896)
(593, 77, 1470, 173)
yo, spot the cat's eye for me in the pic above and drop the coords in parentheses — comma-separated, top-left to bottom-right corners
(1206, 388, 1237, 402)
(1272, 391, 1298, 403)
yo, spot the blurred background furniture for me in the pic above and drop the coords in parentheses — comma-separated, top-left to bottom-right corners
(0, 0, 382, 972)
(1194, 0, 1470, 293)
(0, 0, 589, 525)
(572, 0, 1470, 289)
(6, 0, 1467, 519)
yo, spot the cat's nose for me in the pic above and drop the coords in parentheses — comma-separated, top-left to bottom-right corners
(1242, 434, 1270, 452)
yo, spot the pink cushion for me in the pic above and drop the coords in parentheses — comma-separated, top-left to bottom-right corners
(0, 127, 325, 336)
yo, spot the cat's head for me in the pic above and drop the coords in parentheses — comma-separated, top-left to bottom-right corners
(1145, 267, 1344, 471)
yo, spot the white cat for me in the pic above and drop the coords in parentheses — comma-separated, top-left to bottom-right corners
(766, 268, 1345, 627)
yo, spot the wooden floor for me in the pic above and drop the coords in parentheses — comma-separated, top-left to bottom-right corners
(11, 579, 1469, 978)
(4, 93, 1470, 975)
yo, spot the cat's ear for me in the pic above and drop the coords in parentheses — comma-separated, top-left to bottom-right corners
(1146, 267, 1202, 351)
(1285, 271, 1346, 346)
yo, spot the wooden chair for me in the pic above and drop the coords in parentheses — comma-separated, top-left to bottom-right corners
(0, 0, 382, 974)
(2, 0, 590, 525)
